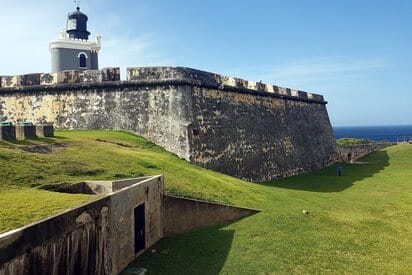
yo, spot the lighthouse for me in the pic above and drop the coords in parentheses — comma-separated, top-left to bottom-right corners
(49, 6, 101, 73)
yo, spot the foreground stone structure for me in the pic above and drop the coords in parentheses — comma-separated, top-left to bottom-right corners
(0, 176, 257, 275)
(0, 66, 336, 181)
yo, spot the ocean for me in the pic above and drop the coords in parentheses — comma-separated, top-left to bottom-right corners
(333, 125, 412, 142)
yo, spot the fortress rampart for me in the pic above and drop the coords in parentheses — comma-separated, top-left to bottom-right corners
(0, 67, 336, 181)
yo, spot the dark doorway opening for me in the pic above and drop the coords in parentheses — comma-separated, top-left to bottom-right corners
(134, 203, 145, 253)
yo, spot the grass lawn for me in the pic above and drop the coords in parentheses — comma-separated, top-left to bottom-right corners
(1, 131, 411, 274)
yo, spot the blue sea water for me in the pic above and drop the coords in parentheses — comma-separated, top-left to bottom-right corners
(333, 125, 412, 142)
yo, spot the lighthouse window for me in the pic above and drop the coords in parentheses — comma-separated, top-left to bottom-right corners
(68, 18, 77, 30)
(79, 54, 87, 68)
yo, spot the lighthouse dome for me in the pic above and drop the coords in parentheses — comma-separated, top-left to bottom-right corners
(66, 7, 91, 40)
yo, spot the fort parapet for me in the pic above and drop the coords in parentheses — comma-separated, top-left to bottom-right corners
(0, 67, 336, 181)
(0, 67, 120, 88)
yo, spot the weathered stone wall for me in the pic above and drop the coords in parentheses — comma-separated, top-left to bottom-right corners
(336, 143, 393, 162)
(0, 84, 192, 159)
(0, 66, 336, 181)
(0, 176, 164, 275)
(163, 195, 259, 237)
(188, 86, 336, 181)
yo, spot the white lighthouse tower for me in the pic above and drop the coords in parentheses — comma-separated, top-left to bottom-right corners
(49, 5, 101, 73)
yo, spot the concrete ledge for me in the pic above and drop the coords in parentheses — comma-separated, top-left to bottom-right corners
(162, 195, 260, 237)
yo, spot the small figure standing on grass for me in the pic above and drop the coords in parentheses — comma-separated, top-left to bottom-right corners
(337, 164, 343, 176)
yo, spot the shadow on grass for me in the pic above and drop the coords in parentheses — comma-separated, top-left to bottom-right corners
(264, 150, 390, 193)
(122, 225, 234, 275)
(0, 136, 68, 147)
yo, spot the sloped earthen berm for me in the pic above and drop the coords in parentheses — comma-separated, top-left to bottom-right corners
(0, 67, 336, 181)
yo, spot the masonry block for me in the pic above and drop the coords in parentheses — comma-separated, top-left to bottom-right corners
(236, 78, 248, 89)
(290, 89, 298, 97)
(58, 70, 83, 84)
(298, 91, 308, 99)
(265, 84, 275, 93)
(36, 125, 54, 137)
(255, 82, 266, 92)
(1, 75, 22, 88)
(278, 86, 290, 96)
(221, 76, 236, 87)
(311, 94, 324, 101)
(40, 73, 58, 85)
(247, 80, 257, 90)
(83, 70, 102, 83)
(20, 73, 41, 86)
(16, 125, 36, 140)
(0, 126, 16, 141)
(101, 67, 121, 81)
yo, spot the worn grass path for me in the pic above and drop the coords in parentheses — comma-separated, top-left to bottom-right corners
(0, 131, 411, 273)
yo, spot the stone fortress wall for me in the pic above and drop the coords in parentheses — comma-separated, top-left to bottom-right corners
(336, 142, 393, 162)
(0, 67, 336, 182)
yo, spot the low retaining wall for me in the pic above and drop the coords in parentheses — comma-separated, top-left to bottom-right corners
(162, 195, 259, 237)
(336, 143, 393, 162)
(0, 178, 258, 274)
(0, 176, 164, 275)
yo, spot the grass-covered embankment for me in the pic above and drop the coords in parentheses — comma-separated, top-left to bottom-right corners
(1, 131, 411, 273)
(0, 130, 262, 232)
(336, 137, 376, 145)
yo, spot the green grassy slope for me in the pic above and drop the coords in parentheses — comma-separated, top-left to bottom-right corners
(1, 131, 411, 274)
(0, 130, 265, 232)
(128, 144, 412, 274)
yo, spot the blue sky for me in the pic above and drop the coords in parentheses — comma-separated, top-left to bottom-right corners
(0, 0, 410, 126)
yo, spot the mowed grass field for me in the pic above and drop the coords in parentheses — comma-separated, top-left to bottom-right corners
(0, 131, 411, 274)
